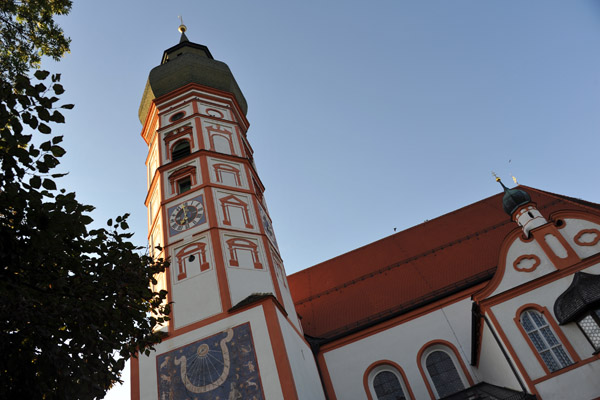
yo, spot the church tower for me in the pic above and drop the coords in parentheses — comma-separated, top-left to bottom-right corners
(131, 26, 325, 400)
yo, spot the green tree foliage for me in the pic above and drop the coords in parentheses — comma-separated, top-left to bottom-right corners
(0, 0, 72, 80)
(0, 2, 170, 398)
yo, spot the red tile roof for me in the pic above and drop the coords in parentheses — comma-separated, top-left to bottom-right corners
(287, 187, 599, 339)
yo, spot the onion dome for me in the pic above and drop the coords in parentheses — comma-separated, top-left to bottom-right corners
(554, 272, 600, 324)
(497, 179, 531, 216)
(139, 26, 247, 124)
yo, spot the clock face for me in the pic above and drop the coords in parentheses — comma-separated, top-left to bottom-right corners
(169, 197, 205, 234)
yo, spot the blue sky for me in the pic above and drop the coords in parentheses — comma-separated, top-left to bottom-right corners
(42, 1, 600, 398)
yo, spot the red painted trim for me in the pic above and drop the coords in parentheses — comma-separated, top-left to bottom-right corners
(263, 300, 299, 400)
(130, 355, 140, 400)
(513, 254, 541, 273)
(486, 309, 539, 396)
(478, 253, 600, 309)
(262, 235, 284, 305)
(199, 155, 211, 188)
(194, 116, 205, 150)
(513, 304, 581, 376)
(550, 210, 600, 226)
(317, 352, 338, 400)
(574, 229, 600, 247)
(531, 224, 580, 269)
(153, 83, 249, 129)
(416, 339, 474, 399)
(473, 228, 524, 301)
(208, 224, 232, 312)
(320, 284, 485, 353)
(363, 360, 415, 400)
(531, 353, 600, 384)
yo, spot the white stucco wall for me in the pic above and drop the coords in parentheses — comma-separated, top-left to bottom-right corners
(276, 310, 326, 400)
(221, 232, 276, 307)
(476, 320, 523, 391)
(201, 118, 241, 157)
(273, 255, 302, 331)
(491, 235, 556, 298)
(323, 298, 477, 400)
(207, 157, 249, 190)
(558, 218, 600, 259)
(163, 158, 202, 199)
(489, 263, 600, 382)
(536, 358, 600, 400)
(213, 188, 259, 233)
(137, 305, 284, 400)
(170, 235, 222, 329)
(159, 102, 194, 127)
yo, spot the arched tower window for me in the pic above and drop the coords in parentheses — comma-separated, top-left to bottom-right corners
(519, 309, 573, 372)
(171, 140, 190, 161)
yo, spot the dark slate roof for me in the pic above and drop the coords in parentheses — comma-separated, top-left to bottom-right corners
(139, 38, 247, 124)
(554, 272, 600, 324)
(501, 185, 532, 216)
(441, 382, 536, 400)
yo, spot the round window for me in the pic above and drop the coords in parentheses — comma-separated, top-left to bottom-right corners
(170, 111, 185, 122)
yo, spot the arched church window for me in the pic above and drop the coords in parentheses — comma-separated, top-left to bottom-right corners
(520, 309, 573, 372)
(425, 350, 466, 398)
(373, 371, 405, 400)
(171, 140, 190, 161)
(366, 363, 411, 400)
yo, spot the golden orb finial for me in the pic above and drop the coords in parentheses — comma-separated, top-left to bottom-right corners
(492, 171, 501, 182)
(178, 16, 187, 34)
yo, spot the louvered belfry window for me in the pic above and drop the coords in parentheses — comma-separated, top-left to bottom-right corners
(172, 141, 190, 161)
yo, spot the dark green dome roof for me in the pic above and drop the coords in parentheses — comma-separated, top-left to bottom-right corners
(554, 272, 600, 324)
(498, 181, 531, 215)
(139, 35, 247, 124)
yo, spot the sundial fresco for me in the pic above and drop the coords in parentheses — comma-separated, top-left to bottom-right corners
(157, 323, 265, 400)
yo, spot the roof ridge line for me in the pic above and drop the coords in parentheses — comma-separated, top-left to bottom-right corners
(294, 196, 567, 306)
(295, 219, 512, 305)
(289, 190, 507, 278)
(523, 186, 600, 215)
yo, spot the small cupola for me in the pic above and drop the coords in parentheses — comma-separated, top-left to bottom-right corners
(496, 178, 547, 236)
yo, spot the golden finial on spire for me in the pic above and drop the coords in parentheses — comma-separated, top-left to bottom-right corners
(492, 171, 501, 182)
(178, 16, 187, 34)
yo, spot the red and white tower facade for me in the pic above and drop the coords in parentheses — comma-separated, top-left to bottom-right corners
(132, 27, 325, 400)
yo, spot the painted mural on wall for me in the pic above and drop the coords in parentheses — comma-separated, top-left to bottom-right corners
(156, 323, 265, 400)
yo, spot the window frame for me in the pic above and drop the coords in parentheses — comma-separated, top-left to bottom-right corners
(177, 176, 192, 194)
(417, 341, 472, 400)
(171, 140, 191, 162)
(514, 304, 579, 376)
(168, 165, 197, 196)
(364, 360, 413, 400)
(576, 308, 600, 352)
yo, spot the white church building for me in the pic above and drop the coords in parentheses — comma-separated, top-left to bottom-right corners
(131, 28, 600, 400)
